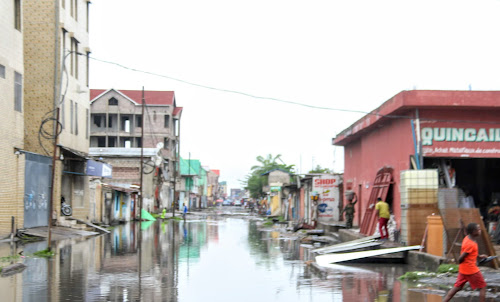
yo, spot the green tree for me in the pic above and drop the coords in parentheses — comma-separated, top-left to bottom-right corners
(243, 154, 295, 199)
(309, 165, 332, 174)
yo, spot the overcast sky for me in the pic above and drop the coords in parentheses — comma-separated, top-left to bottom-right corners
(89, 0, 500, 190)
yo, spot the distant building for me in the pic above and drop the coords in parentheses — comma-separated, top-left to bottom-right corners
(207, 170, 220, 206)
(218, 181, 227, 199)
(90, 89, 183, 214)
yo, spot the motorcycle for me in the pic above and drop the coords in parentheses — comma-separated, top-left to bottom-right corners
(61, 196, 72, 216)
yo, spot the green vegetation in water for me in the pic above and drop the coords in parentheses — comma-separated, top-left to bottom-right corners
(0, 255, 20, 262)
(278, 216, 286, 222)
(398, 271, 437, 281)
(169, 216, 183, 221)
(263, 220, 274, 227)
(33, 249, 55, 258)
(437, 264, 458, 274)
(399, 264, 459, 281)
(17, 234, 42, 243)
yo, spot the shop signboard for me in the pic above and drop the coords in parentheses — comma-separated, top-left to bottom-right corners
(421, 122, 500, 158)
(313, 175, 341, 222)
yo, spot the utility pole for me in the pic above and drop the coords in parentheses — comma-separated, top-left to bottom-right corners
(188, 152, 191, 209)
(140, 87, 145, 218)
(47, 108, 60, 251)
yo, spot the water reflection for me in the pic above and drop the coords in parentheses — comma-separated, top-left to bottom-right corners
(0, 217, 453, 301)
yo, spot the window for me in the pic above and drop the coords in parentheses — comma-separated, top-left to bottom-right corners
(61, 101, 65, 128)
(108, 97, 118, 105)
(14, 0, 21, 31)
(75, 102, 78, 135)
(164, 137, 169, 149)
(86, 1, 90, 32)
(86, 51, 90, 87)
(14, 72, 22, 112)
(121, 116, 130, 132)
(97, 137, 105, 147)
(70, 37, 79, 78)
(70, 100, 74, 133)
(0, 65, 5, 78)
(136, 115, 142, 127)
(93, 115, 102, 127)
(86, 109, 89, 139)
(70, 0, 77, 20)
(108, 137, 116, 147)
(62, 29, 67, 56)
(136, 137, 142, 148)
(164, 115, 170, 128)
(108, 115, 113, 128)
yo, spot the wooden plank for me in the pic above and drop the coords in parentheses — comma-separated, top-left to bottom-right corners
(315, 245, 422, 265)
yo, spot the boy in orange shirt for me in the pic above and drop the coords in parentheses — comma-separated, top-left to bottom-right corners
(443, 223, 488, 302)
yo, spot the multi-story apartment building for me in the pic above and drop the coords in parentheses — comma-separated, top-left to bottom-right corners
(0, 0, 25, 237)
(89, 89, 182, 213)
(206, 169, 220, 206)
(22, 0, 92, 226)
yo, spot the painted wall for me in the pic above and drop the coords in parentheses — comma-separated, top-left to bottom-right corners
(342, 117, 414, 229)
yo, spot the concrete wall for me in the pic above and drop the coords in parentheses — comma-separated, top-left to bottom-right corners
(0, 0, 25, 236)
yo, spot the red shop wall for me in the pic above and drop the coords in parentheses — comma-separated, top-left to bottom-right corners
(343, 117, 415, 230)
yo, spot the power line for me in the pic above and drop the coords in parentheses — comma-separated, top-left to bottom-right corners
(88, 55, 500, 125)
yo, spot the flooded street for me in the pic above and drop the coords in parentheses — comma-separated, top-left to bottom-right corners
(1, 211, 457, 301)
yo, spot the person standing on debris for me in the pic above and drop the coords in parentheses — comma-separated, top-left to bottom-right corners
(341, 195, 357, 229)
(375, 197, 390, 239)
(443, 223, 488, 302)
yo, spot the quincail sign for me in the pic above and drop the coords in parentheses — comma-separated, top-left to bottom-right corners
(422, 127, 500, 146)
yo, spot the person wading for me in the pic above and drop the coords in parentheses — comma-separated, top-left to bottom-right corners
(443, 223, 489, 302)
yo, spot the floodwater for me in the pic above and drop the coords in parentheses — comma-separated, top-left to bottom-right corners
(0, 211, 462, 301)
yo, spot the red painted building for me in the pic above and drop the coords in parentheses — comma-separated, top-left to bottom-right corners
(333, 90, 500, 232)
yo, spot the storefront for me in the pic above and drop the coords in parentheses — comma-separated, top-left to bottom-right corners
(332, 90, 500, 238)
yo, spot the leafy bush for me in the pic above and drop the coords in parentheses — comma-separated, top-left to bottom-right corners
(33, 249, 55, 258)
(437, 264, 458, 273)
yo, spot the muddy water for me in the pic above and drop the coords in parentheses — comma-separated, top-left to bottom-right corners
(0, 216, 459, 301)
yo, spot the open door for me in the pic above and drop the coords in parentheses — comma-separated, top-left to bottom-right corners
(360, 167, 394, 236)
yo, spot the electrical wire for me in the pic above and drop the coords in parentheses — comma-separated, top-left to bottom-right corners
(87, 55, 500, 125)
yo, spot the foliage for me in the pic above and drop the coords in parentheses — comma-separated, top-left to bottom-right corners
(33, 249, 55, 258)
(308, 165, 333, 174)
(437, 264, 458, 273)
(398, 271, 436, 281)
(169, 216, 183, 221)
(244, 154, 295, 199)
(0, 255, 20, 262)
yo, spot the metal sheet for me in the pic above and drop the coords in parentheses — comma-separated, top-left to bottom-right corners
(315, 245, 422, 265)
(23, 153, 52, 228)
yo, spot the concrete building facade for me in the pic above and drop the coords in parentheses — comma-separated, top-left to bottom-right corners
(0, 0, 25, 236)
(21, 0, 92, 226)
(89, 89, 183, 213)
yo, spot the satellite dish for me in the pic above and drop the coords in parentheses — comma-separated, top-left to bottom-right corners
(156, 142, 164, 149)
(154, 156, 163, 166)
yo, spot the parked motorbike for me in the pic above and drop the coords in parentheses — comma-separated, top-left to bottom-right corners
(61, 196, 72, 216)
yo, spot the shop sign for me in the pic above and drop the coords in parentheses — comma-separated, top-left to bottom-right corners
(421, 126, 500, 158)
(86, 160, 113, 178)
(313, 175, 341, 222)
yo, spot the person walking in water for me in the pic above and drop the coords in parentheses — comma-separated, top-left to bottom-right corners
(443, 223, 488, 302)
(182, 203, 188, 221)
(375, 197, 390, 239)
